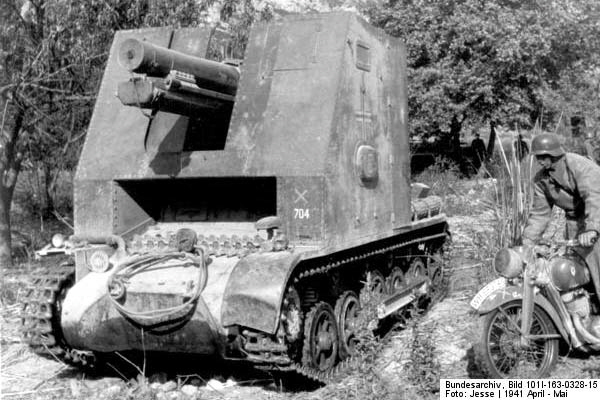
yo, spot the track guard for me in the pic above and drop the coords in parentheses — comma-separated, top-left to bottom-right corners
(475, 285, 569, 343)
(221, 251, 301, 334)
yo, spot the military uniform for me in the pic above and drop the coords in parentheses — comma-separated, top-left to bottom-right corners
(583, 138, 600, 164)
(522, 152, 600, 299)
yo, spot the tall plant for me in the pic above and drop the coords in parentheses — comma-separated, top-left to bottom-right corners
(484, 130, 537, 248)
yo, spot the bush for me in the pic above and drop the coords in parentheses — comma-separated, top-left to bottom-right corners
(406, 322, 441, 396)
(10, 169, 73, 264)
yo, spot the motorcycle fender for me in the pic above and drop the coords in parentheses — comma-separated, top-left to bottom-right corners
(221, 251, 301, 334)
(477, 285, 569, 341)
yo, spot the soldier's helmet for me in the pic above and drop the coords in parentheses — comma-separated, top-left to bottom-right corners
(531, 133, 565, 157)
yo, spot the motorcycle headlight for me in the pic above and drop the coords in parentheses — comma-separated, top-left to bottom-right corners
(88, 250, 111, 273)
(493, 248, 523, 279)
(108, 278, 126, 300)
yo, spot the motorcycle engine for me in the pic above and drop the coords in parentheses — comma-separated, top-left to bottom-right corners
(549, 254, 590, 291)
(562, 289, 590, 319)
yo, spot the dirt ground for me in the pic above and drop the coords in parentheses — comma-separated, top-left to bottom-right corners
(1, 210, 598, 399)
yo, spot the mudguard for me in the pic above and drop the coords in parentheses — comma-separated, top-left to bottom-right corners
(476, 285, 569, 342)
(221, 251, 302, 334)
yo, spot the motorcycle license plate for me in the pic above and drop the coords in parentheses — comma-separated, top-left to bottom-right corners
(470, 277, 506, 310)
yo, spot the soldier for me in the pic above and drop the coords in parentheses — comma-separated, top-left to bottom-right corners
(522, 133, 600, 299)
(471, 133, 487, 170)
(583, 130, 600, 164)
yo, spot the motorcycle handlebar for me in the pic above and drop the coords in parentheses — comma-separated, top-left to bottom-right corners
(554, 239, 580, 247)
(553, 235, 598, 248)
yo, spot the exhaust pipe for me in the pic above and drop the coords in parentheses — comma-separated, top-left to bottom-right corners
(572, 315, 600, 345)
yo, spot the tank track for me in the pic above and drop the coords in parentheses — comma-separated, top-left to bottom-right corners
(21, 260, 95, 367)
(253, 231, 448, 384)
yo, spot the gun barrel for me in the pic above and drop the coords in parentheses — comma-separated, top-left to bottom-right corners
(118, 38, 239, 95)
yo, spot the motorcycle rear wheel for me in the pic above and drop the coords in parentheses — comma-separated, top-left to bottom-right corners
(480, 301, 559, 378)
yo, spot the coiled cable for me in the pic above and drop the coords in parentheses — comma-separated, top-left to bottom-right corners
(107, 251, 207, 326)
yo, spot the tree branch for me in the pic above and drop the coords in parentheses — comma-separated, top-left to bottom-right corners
(15, 94, 72, 137)
(2, 154, 22, 189)
(32, 53, 108, 82)
(5, 0, 31, 31)
(33, 125, 59, 144)
(22, 82, 91, 96)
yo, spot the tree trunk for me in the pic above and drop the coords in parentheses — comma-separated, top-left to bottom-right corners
(0, 104, 24, 268)
(43, 163, 56, 217)
(450, 115, 463, 163)
(0, 184, 14, 268)
(487, 121, 497, 159)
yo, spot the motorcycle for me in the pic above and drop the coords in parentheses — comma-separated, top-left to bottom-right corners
(470, 239, 600, 378)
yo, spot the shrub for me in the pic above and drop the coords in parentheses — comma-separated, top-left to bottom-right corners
(406, 322, 441, 396)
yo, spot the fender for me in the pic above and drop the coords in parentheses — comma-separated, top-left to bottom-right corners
(476, 285, 569, 343)
(221, 251, 301, 334)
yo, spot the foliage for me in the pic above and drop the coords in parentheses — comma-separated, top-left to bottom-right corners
(0, 275, 27, 306)
(364, 0, 600, 137)
(412, 156, 490, 216)
(219, 0, 274, 58)
(406, 322, 441, 395)
(411, 157, 460, 195)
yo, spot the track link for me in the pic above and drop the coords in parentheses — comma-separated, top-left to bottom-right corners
(20, 260, 95, 367)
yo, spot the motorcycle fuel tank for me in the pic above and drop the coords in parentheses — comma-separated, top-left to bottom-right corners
(549, 255, 590, 291)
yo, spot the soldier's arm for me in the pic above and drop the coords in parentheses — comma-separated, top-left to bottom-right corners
(584, 142, 596, 160)
(522, 182, 552, 246)
(574, 160, 600, 233)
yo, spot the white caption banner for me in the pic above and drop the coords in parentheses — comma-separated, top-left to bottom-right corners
(440, 379, 600, 400)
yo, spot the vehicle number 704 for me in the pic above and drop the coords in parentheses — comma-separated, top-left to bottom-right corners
(294, 208, 310, 219)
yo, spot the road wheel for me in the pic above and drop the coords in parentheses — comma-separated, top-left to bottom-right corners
(334, 291, 360, 360)
(302, 302, 339, 372)
(365, 269, 385, 296)
(387, 267, 405, 293)
(405, 257, 426, 284)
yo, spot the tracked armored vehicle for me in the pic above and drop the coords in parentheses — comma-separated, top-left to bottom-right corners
(23, 12, 448, 381)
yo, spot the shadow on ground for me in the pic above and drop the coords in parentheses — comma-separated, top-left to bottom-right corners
(69, 352, 322, 393)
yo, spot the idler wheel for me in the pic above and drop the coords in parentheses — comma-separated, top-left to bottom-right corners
(302, 302, 339, 372)
(334, 291, 360, 359)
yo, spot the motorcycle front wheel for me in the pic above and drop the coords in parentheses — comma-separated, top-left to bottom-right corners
(480, 300, 559, 378)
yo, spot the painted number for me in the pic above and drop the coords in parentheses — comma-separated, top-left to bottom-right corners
(294, 208, 310, 219)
